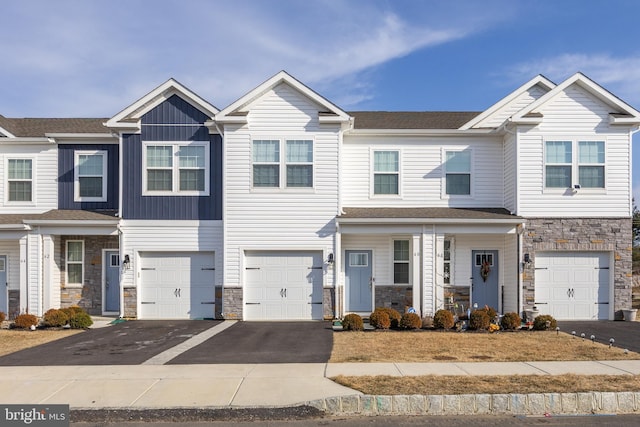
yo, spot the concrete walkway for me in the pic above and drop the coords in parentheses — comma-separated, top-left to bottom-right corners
(2, 361, 640, 409)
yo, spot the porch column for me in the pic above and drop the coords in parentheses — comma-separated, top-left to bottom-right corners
(334, 227, 343, 318)
(411, 234, 421, 316)
(18, 235, 27, 315)
(421, 226, 435, 316)
(42, 235, 55, 311)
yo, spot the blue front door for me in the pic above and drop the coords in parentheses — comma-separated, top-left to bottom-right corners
(105, 251, 120, 312)
(471, 250, 499, 311)
(345, 250, 373, 312)
(0, 256, 6, 313)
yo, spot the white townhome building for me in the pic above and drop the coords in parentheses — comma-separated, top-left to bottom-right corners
(0, 71, 637, 321)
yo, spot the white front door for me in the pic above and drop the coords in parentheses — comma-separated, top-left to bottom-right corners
(139, 252, 215, 319)
(244, 251, 323, 320)
(535, 252, 610, 320)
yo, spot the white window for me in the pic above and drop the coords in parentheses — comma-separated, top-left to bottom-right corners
(75, 150, 107, 201)
(252, 139, 314, 188)
(349, 252, 369, 267)
(545, 140, 605, 189)
(578, 141, 605, 188)
(7, 158, 33, 202)
(545, 141, 572, 188)
(444, 150, 471, 195)
(143, 142, 209, 195)
(66, 240, 84, 285)
(393, 240, 409, 284)
(443, 239, 452, 285)
(373, 150, 399, 195)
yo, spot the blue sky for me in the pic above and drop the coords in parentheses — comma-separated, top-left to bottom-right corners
(2, 0, 640, 201)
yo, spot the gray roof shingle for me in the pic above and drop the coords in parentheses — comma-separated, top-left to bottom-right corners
(0, 116, 108, 137)
(348, 111, 480, 130)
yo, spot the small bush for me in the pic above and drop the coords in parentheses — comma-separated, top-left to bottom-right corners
(469, 309, 490, 330)
(0, 312, 6, 323)
(13, 313, 38, 329)
(43, 309, 70, 328)
(533, 314, 557, 331)
(341, 313, 364, 331)
(399, 312, 422, 330)
(478, 306, 497, 322)
(61, 305, 84, 317)
(68, 311, 93, 329)
(369, 310, 391, 329)
(433, 309, 454, 330)
(374, 307, 401, 328)
(500, 312, 521, 330)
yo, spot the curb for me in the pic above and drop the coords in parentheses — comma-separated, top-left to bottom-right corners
(307, 391, 640, 416)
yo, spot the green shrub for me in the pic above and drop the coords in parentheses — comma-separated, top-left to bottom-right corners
(533, 314, 557, 331)
(43, 309, 69, 328)
(369, 310, 391, 329)
(68, 311, 93, 329)
(341, 313, 364, 331)
(374, 307, 401, 328)
(469, 309, 490, 330)
(500, 312, 521, 330)
(399, 312, 422, 329)
(14, 313, 38, 329)
(433, 309, 454, 330)
(0, 312, 6, 323)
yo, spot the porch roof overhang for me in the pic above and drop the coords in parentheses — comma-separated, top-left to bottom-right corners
(0, 210, 120, 230)
(337, 207, 524, 225)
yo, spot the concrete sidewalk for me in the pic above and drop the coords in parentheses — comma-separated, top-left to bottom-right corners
(2, 361, 640, 409)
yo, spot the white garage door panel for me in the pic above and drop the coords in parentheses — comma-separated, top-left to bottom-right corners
(244, 251, 323, 321)
(140, 252, 215, 319)
(535, 252, 610, 320)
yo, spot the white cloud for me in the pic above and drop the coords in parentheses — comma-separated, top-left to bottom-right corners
(506, 53, 640, 107)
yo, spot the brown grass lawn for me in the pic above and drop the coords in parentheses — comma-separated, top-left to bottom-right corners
(333, 374, 640, 395)
(0, 329, 81, 357)
(330, 330, 640, 395)
(330, 330, 639, 363)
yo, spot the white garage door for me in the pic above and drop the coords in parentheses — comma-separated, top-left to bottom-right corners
(244, 251, 324, 321)
(140, 252, 215, 319)
(535, 252, 610, 320)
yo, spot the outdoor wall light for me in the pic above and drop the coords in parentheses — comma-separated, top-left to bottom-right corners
(327, 253, 334, 264)
(123, 254, 131, 269)
(523, 253, 531, 264)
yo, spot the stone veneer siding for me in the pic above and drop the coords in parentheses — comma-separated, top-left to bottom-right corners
(123, 287, 136, 318)
(375, 285, 413, 313)
(522, 217, 632, 320)
(221, 287, 336, 320)
(60, 235, 119, 315)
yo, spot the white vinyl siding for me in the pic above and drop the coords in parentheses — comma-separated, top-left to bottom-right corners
(224, 83, 338, 290)
(342, 135, 503, 208)
(473, 84, 550, 128)
(75, 150, 107, 201)
(143, 142, 209, 195)
(518, 85, 628, 217)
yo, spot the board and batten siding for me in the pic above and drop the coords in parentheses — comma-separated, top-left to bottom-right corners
(341, 135, 504, 208)
(118, 220, 223, 290)
(223, 83, 340, 289)
(517, 86, 631, 217)
(0, 144, 58, 213)
(58, 144, 119, 211)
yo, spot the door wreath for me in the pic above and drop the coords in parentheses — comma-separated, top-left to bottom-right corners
(480, 259, 491, 282)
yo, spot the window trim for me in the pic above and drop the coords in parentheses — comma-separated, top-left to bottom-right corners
(142, 141, 210, 196)
(65, 240, 84, 287)
(543, 138, 607, 192)
(74, 150, 108, 202)
(371, 149, 401, 197)
(250, 137, 315, 190)
(442, 148, 473, 198)
(5, 157, 35, 205)
(392, 239, 410, 285)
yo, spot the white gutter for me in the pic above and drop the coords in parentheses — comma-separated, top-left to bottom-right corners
(0, 224, 31, 230)
(22, 220, 119, 226)
(0, 137, 55, 144)
(344, 128, 497, 136)
(45, 133, 116, 140)
(336, 217, 525, 225)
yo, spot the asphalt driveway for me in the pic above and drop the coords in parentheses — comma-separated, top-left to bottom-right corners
(0, 320, 334, 366)
(558, 320, 640, 353)
(0, 320, 218, 366)
(169, 321, 334, 364)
